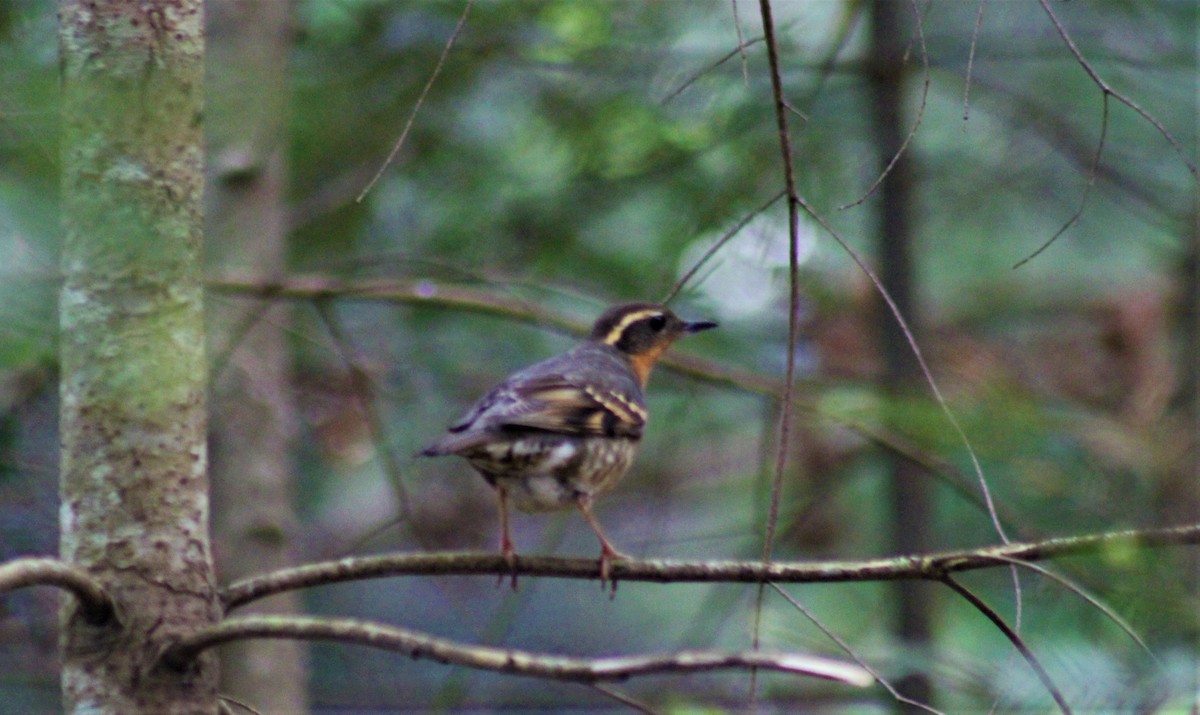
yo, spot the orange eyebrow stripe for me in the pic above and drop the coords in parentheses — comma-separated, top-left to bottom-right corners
(600, 309, 664, 346)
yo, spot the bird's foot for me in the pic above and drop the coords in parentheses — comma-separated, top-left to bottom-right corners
(498, 541, 519, 591)
(598, 544, 630, 598)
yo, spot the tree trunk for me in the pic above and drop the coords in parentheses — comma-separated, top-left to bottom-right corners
(868, 0, 934, 708)
(206, 0, 308, 711)
(58, 2, 218, 712)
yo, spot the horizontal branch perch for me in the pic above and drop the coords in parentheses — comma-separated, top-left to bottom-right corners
(0, 557, 116, 624)
(161, 614, 874, 687)
(222, 523, 1200, 610)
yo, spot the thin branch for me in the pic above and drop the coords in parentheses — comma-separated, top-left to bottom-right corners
(838, 0, 931, 211)
(769, 584, 941, 714)
(795, 196, 1011, 547)
(220, 522, 1200, 610)
(209, 275, 581, 333)
(161, 615, 874, 687)
(311, 300, 421, 545)
(356, 0, 475, 201)
(0, 557, 116, 625)
(961, 0, 986, 122)
(756, 0, 796, 568)
(662, 36, 765, 104)
(795, 1, 864, 113)
(941, 575, 1071, 715)
(730, 0, 750, 86)
(1012, 92, 1109, 269)
(217, 694, 265, 715)
(1037, 0, 1198, 182)
(661, 189, 786, 304)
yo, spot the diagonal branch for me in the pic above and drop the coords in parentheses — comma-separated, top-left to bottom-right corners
(357, 0, 476, 201)
(220, 522, 1200, 611)
(161, 615, 874, 687)
(770, 584, 943, 714)
(0, 557, 116, 625)
(941, 575, 1071, 714)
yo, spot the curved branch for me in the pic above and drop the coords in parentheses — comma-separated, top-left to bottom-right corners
(207, 274, 776, 393)
(162, 615, 874, 687)
(221, 523, 1200, 611)
(0, 557, 116, 625)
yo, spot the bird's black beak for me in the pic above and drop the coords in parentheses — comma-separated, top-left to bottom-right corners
(684, 320, 718, 334)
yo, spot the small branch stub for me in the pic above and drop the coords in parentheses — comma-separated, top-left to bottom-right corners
(0, 558, 116, 625)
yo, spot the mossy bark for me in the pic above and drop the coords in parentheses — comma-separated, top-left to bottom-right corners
(58, 1, 218, 712)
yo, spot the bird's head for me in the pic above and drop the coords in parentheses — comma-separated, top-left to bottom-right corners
(589, 303, 717, 386)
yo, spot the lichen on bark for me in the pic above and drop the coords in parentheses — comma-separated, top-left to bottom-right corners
(58, 1, 218, 712)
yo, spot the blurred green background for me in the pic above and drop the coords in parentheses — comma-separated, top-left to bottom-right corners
(1, 0, 1197, 712)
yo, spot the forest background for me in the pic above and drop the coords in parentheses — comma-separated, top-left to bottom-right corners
(0, 0, 1196, 712)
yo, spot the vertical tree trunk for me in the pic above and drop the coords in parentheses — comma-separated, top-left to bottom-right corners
(868, 0, 934, 707)
(206, 0, 308, 711)
(58, 2, 218, 712)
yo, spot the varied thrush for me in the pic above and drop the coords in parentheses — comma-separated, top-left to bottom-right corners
(419, 303, 717, 583)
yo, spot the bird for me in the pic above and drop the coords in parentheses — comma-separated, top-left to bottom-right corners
(418, 302, 717, 586)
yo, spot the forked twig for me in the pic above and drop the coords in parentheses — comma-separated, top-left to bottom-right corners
(1037, 0, 1197, 182)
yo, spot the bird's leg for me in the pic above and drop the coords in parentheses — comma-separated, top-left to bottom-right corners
(496, 486, 518, 590)
(576, 496, 629, 594)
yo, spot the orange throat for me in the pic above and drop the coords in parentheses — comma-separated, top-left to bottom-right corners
(627, 342, 671, 387)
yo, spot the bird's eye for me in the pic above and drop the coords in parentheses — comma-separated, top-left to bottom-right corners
(647, 315, 667, 331)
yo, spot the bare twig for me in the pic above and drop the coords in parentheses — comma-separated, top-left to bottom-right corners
(219, 522, 1200, 610)
(752, 0, 803, 701)
(941, 575, 1071, 715)
(838, 0, 931, 211)
(0, 557, 116, 625)
(356, 0, 475, 201)
(161, 615, 874, 687)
